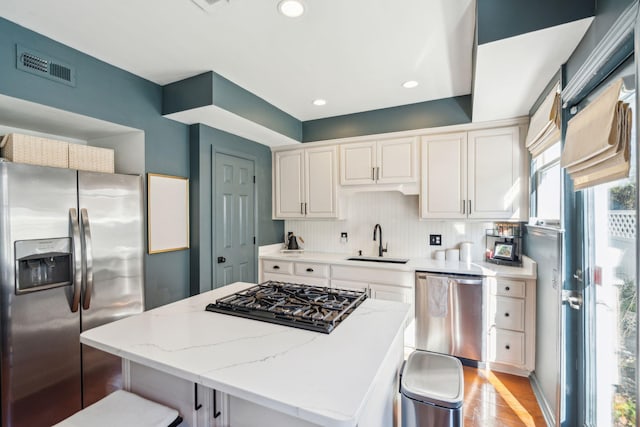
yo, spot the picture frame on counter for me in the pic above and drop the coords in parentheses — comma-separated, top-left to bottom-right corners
(492, 241, 516, 261)
(147, 173, 189, 254)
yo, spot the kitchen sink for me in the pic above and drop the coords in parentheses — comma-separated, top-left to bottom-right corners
(346, 256, 409, 264)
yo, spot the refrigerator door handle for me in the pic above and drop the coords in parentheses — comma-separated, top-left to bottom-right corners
(80, 208, 94, 310)
(69, 208, 82, 313)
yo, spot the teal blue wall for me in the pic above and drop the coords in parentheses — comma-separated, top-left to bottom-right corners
(302, 96, 472, 142)
(565, 0, 635, 81)
(477, 0, 595, 45)
(164, 71, 302, 141)
(189, 124, 283, 295)
(0, 17, 190, 309)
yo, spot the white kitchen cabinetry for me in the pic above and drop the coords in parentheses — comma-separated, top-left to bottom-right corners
(128, 361, 229, 427)
(420, 126, 525, 220)
(487, 277, 536, 375)
(331, 265, 414, 319)
(340, 137, 418, 186)
(261, 259, 330, 287)
(273, 146, 338, 219)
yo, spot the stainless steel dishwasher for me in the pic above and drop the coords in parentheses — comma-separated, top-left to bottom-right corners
(415, 271, 485, 363)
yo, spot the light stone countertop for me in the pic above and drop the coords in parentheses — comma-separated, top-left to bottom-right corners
(80, 282, 410, 427)
(260, 251, 537, 280)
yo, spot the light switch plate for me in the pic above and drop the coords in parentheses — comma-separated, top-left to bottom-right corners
(429, 234, 442, 246)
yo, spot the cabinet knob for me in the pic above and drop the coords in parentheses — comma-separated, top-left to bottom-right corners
(306, 268, 314, 272)
(505, 345, 511, 350)
(273, 265, 280, 270)
(505, 286, 510, 291)
(504, 312, 510, 317)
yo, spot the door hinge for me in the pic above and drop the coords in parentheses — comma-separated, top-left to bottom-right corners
(253, 175, 256, 183)
(253, 236, 256, 244)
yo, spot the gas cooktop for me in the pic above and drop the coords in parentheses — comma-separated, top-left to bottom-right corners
(205, 281, 368, 334)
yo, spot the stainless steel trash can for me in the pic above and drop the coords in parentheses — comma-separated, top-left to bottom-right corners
(400, 350, 464, 427)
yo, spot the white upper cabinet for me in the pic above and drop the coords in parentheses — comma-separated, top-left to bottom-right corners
(420, 132, 467, 219)
(273, 146, 338, 219)
(467, 127, 521, 219)
(340, 142, 376, 185)
(305, 146, 338, 218)
(421, 126, 525, 220)
(341, 137, 417, 186)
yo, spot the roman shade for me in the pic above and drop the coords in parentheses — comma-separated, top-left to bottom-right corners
(560, 79, 632, 190)
(526, 84, 561, 158)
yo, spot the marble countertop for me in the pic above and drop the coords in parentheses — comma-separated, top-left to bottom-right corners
(260, 251, 537, 279)
(80, 282, 410, 427)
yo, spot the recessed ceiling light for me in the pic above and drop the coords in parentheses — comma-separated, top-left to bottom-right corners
(312, 99, 327, 106)
(278, 0, 305, 18)
(402, 80, 419, 89)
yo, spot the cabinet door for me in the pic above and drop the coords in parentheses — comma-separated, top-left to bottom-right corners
(376, 137, 418, 184)
(368, 283, 413, 305)
(420, 133, 467, 219)
(467, 126, 520, 219)
(305, 146, 338, 218)
(340, 141, 376, 185)
(274, 150, 305, 218)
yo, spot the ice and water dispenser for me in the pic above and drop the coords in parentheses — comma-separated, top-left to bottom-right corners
(14, 238, 72, 294)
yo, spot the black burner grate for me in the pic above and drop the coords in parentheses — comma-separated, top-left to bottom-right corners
(205, 281, 368, 333)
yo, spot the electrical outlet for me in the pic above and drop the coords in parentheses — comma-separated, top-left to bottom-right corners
(340, 232, 348, 244)
(429, 234, 442, 246)
(341, 232, 348, 238)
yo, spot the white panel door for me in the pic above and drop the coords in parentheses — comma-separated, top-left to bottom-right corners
(377, 137, 418, 184)
(467, 126, 519, 219)
(305, 146, 338, 218)
(420, 133, 467, 219)
(340, 141, 376, 185)
(274, 150, 305, 218)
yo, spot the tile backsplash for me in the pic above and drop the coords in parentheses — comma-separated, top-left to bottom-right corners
(284, 192, 493, 261)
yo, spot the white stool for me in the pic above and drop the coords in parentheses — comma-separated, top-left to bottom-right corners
(53, 390, 182, 427)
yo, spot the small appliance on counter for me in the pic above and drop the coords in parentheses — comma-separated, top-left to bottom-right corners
(282, 231, 305, 253)
(485, 222, 523, 267)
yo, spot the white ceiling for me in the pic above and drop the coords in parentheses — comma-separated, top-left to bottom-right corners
(473, 18, 593, 123)
(0, 0, 475, 121)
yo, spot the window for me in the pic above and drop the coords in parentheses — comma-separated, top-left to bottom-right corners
(531, 142, 561, 225)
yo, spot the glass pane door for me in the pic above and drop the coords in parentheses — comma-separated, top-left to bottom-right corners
(582, 91, 637, 427)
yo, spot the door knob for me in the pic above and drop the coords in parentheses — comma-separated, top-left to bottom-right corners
(217, 256, 226, 263)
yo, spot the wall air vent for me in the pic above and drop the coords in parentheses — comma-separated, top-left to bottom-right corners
(16, 45, 76, 87)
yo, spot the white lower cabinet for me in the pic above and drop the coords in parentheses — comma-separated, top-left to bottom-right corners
(490, 329, 526, 366)
(259, 259, 414, 322)
(127, 361, 229, 427)
(261, 260, 330, 286)
(487, 277, 536, 375)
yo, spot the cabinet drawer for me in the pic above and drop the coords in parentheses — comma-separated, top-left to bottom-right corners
(262, 260, 293, 275)
(494, 279, 525, 298)
(294, 262, 329, 278)
(490, 329, 525, 366)
(331, 279, 369, 292)
(494, 296, 525, 331)
(263, 272, 329, 287)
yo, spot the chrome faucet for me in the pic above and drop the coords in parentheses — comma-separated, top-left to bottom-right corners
(372, 224, 387, 257)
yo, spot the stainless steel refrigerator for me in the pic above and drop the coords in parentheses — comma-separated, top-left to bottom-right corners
(0, 162, 144, 426)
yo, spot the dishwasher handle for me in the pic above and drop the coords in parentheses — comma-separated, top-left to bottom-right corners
(453, 278, 483, 285)
(416, 273, 483, 286)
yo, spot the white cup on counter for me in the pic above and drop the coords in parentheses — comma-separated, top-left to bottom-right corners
(445, 249, 459, 261)
(434, 250, 446, 261)
(459, 242, 473, 262)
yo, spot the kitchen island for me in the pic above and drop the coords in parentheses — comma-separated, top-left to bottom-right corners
(80, 282, 410, 427)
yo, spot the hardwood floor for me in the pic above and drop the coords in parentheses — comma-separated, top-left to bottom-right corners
(462, 366, 547, 427)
